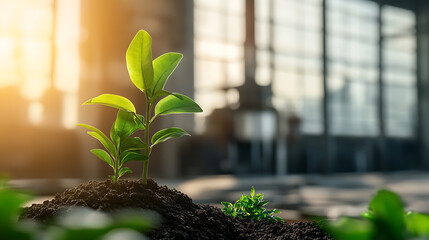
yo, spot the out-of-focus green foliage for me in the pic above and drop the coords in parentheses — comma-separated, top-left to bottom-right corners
(221, 186, 283, 222)
(323, 189, 429, 240)
(0, 182, 158, 240)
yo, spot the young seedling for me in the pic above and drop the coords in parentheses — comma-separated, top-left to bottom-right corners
(78, 110, 147, 183)
(221, 186, 283, 222)
(79, 30, 202, 184)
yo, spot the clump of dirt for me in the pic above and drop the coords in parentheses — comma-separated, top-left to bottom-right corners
(23, 179, 332, 240)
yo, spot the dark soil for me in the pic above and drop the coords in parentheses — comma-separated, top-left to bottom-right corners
(23, 179, 332, 240)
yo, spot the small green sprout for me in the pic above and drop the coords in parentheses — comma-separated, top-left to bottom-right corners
(79, 30, 202, 184)
(78, 110, 148, 183)
(221, 186, 283, 222)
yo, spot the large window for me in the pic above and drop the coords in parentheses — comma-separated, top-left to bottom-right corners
(327, 0, 379, 136)
(194, 0, 245, 133)
(382, 6, 416, 137)
(193, 0, 417, 138)
(0, 0, 80, 129)
(255, 0, 323, 134)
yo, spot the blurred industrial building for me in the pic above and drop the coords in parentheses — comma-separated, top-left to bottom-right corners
(0, 0, 427, 181)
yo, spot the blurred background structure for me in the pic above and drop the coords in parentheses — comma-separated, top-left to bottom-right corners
(0, 0, 428, 183)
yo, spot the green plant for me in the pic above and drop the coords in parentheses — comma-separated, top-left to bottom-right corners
(221, 186, 283, 222)
(322, 189, 429, 240)
(0, 180, 34, 240)
(79, 30, 202, 184)
(0, 181, 156, 240)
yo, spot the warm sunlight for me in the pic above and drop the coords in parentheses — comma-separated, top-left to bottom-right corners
(0, 0, 80, 128)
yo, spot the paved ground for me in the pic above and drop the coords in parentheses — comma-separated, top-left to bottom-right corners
(15, 170, 429, 221)
(163, 171, 429, 220)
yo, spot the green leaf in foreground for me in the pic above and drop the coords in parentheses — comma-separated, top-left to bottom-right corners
(118, 167, 132, 178)
(361, 211, 374, 220)
(154, 93, 202, 117)
(325, 189, 412, 240)
(322, 217, 374, 240)
(90, 149, 114, 168)
(126, 30, 154, 94)
(120, 137, 148, 152)
(120, 150, 148, 165)
(114, 110, 139, 139)
(150, 90, 172, 104)
(369, 189, 405, 239)
(83, 94, 136, 113)
(151, 127, 190, 146)
(406, 211, 429, 237)
(78, 124, 115, 155)
(151, 52, 183, 96)
(0, 185, 32, 227)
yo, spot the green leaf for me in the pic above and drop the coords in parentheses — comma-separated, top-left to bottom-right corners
(114, 110, 139, 139)
(221, 202, 233, 208)
(120, 150, 148, 165)
(369, 189, 405, 239)
(90, 149, 114, 168)
(78, 124, 115, 155)
(250, 186, 255, 197)
(150, 90, 171, 104)
(120, 137, 148, 152)
(361, 211, 374, 220)
(154, 93, 202, 117)
(135, 114, 146, 130)
(151, 52, 183, 97)
(260, 200, 269, 207)
(83, 94, 136, 113)
(406, 212, 429, 236)
(110, 124, 120, 149)
(322, 217, 374, 240)
(118, 167, 132, 178)
(126, 30, 154, 95)
(151, 127, 190, 146)
(0, 186, 32, 227)
(109, 175, 117, 182)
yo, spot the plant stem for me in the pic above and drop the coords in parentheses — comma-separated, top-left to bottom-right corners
(114, 150, 119, 183)
(142, 99, 152, 184)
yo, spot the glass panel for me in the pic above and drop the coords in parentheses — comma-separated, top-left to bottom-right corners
(255, 0, 269, 20)
(302, 3, 322, 30)
(255, 65, 271, 86)
(195, 91, 227, 117)
(195, 40, 243, 61)
(255, 21, 270, 48)
(195, 59, 225, 89)
(194, 0, 245, 133)
(327, 0, 379, 136)
(382, 5, 415, 36)
(261, 0, 323, 134)
(382, 5, 416, 138)
(273, 0, 300, 25)
(303, 31, 322, 55)
(194, 9, 224, 40)
(228, 0, 245, 15)
(227, 61, 245, 86)
(383, 46, 415, 70)
(226, 15, 245, 42)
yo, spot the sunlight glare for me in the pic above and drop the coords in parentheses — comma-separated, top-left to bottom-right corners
(28, 102, 44, 125)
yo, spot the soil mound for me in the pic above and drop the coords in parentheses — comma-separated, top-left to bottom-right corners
(23, 179, 332, 240)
